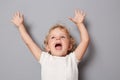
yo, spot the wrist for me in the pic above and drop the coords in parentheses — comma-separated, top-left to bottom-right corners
(18, 24, 25, 30)
(76, 22, 84, 26)
(18, 23, 24, 27)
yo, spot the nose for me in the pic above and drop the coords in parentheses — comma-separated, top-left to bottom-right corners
(56, 36, 60, 40)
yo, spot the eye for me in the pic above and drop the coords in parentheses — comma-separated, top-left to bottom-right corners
(51, 36, 55, 39)
(61, 36, 65, 38)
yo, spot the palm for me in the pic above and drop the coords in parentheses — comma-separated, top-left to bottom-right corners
(69, 10, 85, 24)
(11, 12, 24, 27)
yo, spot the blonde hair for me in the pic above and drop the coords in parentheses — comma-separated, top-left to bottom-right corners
(44, 24, 76, 53)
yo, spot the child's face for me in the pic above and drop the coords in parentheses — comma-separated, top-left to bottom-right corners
(46, 28, 71, 56)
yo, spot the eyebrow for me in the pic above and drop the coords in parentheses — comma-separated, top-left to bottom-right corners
(49, 34, 67, 37)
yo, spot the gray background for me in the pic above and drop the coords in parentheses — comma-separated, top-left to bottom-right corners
(0, 0, 120, 80)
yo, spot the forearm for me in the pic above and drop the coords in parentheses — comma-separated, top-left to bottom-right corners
(18, 24, 33, 45)
(18, 24, 41, 61)
(76, 23, 90, 42)
(74, 23, 90, 60)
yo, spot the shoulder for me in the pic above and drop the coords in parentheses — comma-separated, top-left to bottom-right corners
(68, 52, 81, 64)
(38, 51, 51, 64)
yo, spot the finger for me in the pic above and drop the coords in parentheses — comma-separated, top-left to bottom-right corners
(16, 11, 19, 16)
(81, 10, 83, 15)
(78, 9, 83, 16)
(75, 9, 78, 16)
(83, 12, 86, 17)
(11, 19, 14, 23)
(20, 13, 22, 17)
(82, 10, 85, 16)
(20, 13, 23, 19)
(14, 11, 19, 18)
(12, 12, 15, 18)
(14, 12, 17, 17)
(79, 10, 85, 16)
(11, 19, 15, 24)
(77, 9, 81, 14)
(82, 11, 85, 16)
(75, 9, 80, 16)
(68, 17, 74, 22)
(77, 9, 80, 14)
(19, 12, 22, 18)
(81, 10, 85, 17)
(15, 11, 20, 18)
(68, 17, 72, 20)
(11, 16, 15, 22)
(18, 12, 20, 17)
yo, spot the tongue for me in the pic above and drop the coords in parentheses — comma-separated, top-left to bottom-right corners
(55, 46, 62, 50)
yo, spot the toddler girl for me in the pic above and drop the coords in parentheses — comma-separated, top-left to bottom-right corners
(11, 9, 90, 80)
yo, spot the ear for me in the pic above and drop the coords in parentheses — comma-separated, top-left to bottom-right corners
(45, 45, 50, 52)
(68, 44, 72, 51)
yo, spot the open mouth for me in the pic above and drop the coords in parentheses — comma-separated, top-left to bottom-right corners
(55, 43, 62, 50)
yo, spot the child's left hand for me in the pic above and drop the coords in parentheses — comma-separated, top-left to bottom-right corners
(69, 9, 85, 24)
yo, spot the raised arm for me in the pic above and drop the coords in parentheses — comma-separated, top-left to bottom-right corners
(69, 9, 90, 61)
(11, 12, 41, 61)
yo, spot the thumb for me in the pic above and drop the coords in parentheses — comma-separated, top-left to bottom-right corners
(68, 17, 73, 21)
(68, 17, 75, 23)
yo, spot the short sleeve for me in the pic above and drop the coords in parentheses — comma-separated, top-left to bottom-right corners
(69, 52, 81, 64)
(38, 51, 50, 64)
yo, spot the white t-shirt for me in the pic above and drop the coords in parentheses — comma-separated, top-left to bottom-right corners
(38, 51, 80, 80)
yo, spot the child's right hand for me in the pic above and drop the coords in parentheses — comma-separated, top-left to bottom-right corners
(11, 12, 24, 28)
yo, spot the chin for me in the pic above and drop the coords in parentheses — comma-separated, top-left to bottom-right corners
(52, 52, 67, 57)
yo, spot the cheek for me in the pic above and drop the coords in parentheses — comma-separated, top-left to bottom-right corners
(48, 40, 54, 47)
(63, 40, 70, 47)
